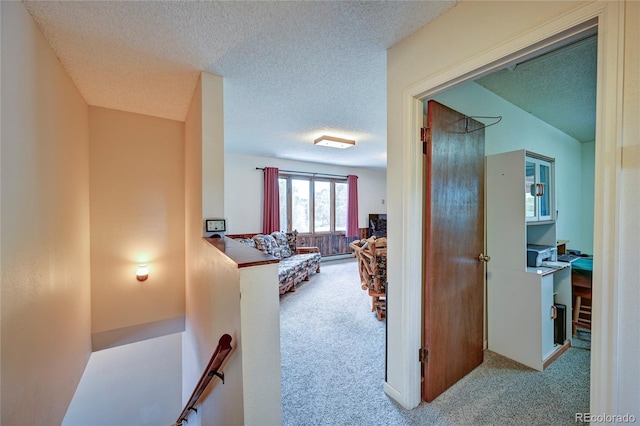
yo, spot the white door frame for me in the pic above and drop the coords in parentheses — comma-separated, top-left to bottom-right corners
(394, 2, 624, 412)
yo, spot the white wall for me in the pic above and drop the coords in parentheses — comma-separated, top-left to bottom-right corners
(224, 152, 387, 233)
(580, 141, 595, 254)
(63, 333, 182, 426)
(239, 263, 282, 425)
(432, 81, 593, 252)
(1, 2, 92, 424)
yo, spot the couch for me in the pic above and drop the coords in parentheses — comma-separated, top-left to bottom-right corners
(228, 231, 321, 294)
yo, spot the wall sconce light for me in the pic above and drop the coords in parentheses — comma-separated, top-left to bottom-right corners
(136, 264, 149, 281)
(314, 135, 356, 149)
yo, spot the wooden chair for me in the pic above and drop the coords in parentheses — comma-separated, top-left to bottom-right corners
(350, 236, 387, 321)
(572, 270, 592, 335)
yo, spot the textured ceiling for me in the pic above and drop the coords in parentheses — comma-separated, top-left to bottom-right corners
(22, 1, 595, 170)
(475, 36, 597, 143)
(22, 0, 458, 170)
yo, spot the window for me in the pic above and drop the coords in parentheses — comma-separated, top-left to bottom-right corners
(278, 177, 288, 231)
(335, 182, 347, 232)
(291, 179, 310, 233)
(314, 181, 330, 232)
(279, 175, 348, 234)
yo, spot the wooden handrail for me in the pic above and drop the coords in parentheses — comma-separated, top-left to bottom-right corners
(173, 334, 233, 426)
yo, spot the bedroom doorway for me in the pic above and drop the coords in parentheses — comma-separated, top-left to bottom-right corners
(394, 5, 623, 410)
(422, 32, 597, 404)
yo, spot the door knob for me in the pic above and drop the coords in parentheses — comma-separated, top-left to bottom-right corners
(478, 253, 490, 262)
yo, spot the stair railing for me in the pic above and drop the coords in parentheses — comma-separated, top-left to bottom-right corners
(173, 334, 233, 426)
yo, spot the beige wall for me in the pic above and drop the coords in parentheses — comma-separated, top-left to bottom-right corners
(183, 73, 246, 425)
(1, 2, 92, 424)
(387, 0, 638, 414)
(0, 0, 3, 413)
(184, 72, 282, 425)
(89, 107, 185, 336)
(201, 73, 225, 220)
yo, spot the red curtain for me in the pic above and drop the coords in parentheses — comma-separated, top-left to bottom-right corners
(263, 167, 280, 234)
(346, 175, 359, 238)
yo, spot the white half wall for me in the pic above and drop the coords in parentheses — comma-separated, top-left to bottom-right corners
(224, 152, 387, 233)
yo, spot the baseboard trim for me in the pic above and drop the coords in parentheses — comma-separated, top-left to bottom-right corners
(383, 382, 407, 408)
(321, 253, 355, 261)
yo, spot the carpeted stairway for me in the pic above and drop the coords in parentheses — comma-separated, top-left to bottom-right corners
(280, 258, 590, 425)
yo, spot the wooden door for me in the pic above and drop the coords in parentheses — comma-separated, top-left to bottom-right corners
(422, 100, 485, 402)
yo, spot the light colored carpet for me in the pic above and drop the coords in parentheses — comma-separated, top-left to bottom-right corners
(280, 258, 590, 425)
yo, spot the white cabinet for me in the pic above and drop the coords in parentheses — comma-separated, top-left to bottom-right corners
(486, 149, 571, 371)
(540, 273, 557, 360)
(487, 266, 571, 371)
(525, 155, 555, 223)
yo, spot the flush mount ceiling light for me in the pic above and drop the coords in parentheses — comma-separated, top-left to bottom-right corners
(313, 135, 356, 149)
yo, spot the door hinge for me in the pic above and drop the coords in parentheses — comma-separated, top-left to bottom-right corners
(420, 127, 428, 142)
(419, 347, 429, 363)
(421, 127, 429, 154)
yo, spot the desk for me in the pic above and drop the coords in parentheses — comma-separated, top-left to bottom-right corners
(572, 257, 593, 281)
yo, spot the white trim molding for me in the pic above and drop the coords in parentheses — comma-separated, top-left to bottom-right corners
(395, 1, 624, 412)
(590, 1, 624, 415)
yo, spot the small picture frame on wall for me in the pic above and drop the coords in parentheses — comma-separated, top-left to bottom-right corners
(205, 219, 226, 233)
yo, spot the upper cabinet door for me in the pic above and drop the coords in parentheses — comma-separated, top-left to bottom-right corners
(537, 160, 553, 221)
(525, 155, 554, 223)
(525, 159, 537, 221)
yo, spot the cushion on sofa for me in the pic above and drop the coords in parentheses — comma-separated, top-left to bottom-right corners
(270, 231, 292, 258)
(227, 230, 320, 294)
(252, 234, 282, 258)
(277, 256, 305, 284)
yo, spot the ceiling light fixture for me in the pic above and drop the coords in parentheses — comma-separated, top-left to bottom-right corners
(314, 135, 356, 149)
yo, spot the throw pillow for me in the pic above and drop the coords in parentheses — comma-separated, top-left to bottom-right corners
(252, 234, 282, 258)
(285, 230, 298, 255)
(270, 231, 292, 258)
